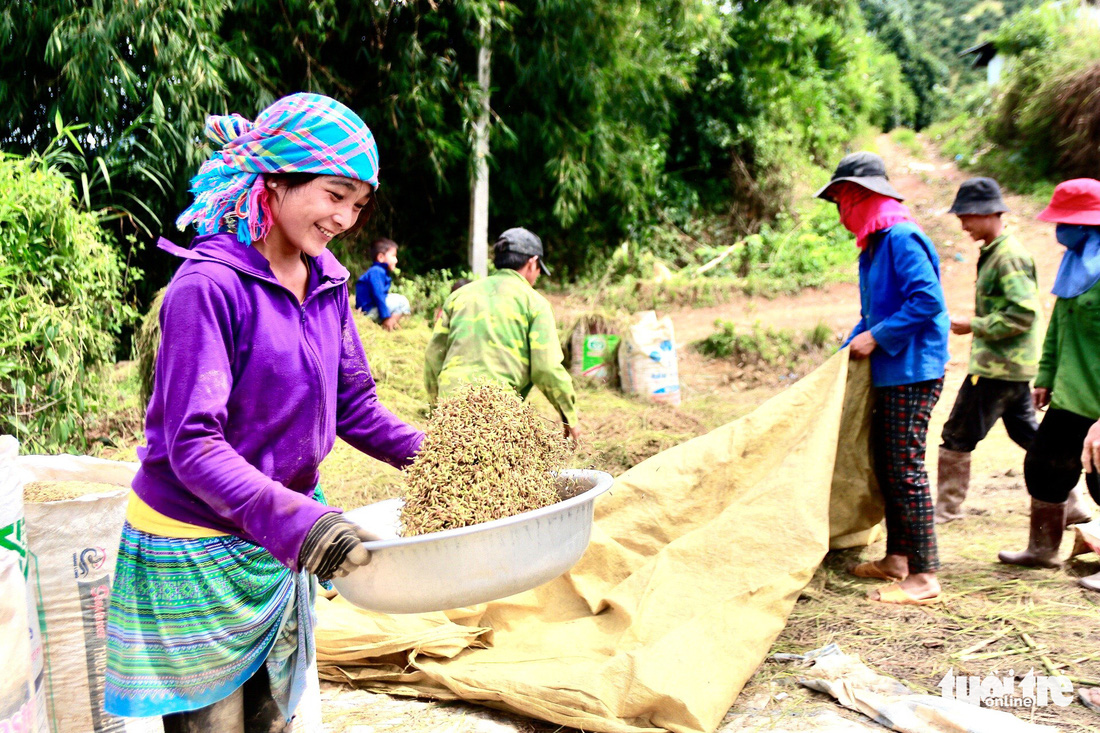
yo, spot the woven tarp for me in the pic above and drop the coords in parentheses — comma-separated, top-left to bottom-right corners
(317, 351, 883, 733)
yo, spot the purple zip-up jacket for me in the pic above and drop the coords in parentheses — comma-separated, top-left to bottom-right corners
(132, 234, 424, 570)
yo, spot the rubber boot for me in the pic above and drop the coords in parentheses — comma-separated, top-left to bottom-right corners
(1064, 486, 1095, 527)
(998, 498, 1066, 568)
(1080, 570, 1100, 592)
(934, 448, 971, 524)
(163, 687, 243, 733)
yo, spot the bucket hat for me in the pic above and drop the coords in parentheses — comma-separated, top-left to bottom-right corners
(948, 177, 1008, 215)
(1038, 178, 1100, 225)
(495, 227, 552, 276)
(814, 152, 905, 202)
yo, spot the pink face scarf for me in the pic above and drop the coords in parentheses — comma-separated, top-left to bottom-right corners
(832, 184, 914, 250)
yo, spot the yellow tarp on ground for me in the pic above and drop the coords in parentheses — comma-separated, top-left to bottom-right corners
(317, 351, 883, 733)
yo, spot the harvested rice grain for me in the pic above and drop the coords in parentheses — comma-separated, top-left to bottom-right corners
(23, 480, 124, 503)
(401, 383, 574, 536)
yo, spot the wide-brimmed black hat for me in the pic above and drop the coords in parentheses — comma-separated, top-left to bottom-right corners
(814, 151, 905, 202)
(495, 227, 551, 276)
(948, 177, 1008, 216)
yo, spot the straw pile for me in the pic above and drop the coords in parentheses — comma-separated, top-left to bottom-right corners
(135, 287, 166, 408)
(400, 383, 574, 536)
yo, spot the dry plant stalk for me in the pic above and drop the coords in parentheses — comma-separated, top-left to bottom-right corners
(24, 480, 122, 503)
(401, 383, 574, 536)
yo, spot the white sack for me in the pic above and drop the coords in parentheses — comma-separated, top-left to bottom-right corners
(618, 310, 680, 405)
(0, 437, 48, 733)
(18, 452, 161, 733)
(0, 549, 36, 732)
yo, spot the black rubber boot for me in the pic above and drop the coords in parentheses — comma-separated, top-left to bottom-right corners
(934, 448, 971, 524)
(998, 498, 1065, 569)
(163, 689, 243, 733)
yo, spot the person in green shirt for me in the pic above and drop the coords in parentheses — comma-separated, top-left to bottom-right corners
(936, 178, 1043, 522)
(425, 228, 580, 441)
(999, 179, 1100, 592)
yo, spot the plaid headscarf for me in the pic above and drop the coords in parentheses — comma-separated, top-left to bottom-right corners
(176, 93, 380, 246)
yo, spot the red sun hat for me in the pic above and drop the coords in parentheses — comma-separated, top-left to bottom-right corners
(1038, 178, 1100, 225)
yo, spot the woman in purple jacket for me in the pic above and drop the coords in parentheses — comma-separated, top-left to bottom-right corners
(104, 94, 424, 732)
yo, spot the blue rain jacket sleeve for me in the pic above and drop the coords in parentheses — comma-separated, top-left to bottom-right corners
(850, 222, 950, 387)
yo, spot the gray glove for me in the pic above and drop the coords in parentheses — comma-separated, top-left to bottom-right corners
(298, 513, 374, 581)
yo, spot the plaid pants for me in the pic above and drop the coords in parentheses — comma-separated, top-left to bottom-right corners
(872, 379, 943, 574)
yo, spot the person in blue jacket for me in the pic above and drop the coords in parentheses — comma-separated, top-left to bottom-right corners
(355, 238, 411, 330)
(817, 152, 950, 605)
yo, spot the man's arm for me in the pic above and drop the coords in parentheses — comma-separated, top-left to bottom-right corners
(528, 299, 578, 426)
(970, 257, 1039, 341)
(424, 304, 451, 405)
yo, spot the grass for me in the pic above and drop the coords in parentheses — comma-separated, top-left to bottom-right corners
(561, 268, 855, 315)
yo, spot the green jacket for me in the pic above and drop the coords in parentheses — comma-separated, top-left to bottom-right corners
(968, 234, 1041, 381)
(1035, 278, 1100, 420)
(425, 269, 578, 424)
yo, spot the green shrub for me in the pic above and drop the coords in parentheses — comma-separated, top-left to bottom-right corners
(391, 267, 473, 323)
(868, 42, 918, 132)
(698, 320, 837, 366)
(699, 321, 797, 363)
(0, 153, 136, 451)
(690, 202, 855, 288)
(973, 2, 1100, 182)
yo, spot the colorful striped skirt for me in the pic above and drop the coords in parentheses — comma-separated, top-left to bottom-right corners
(103, 524, 316, 720)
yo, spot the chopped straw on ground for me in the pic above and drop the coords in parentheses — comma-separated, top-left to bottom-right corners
(400, 383, 574, 536)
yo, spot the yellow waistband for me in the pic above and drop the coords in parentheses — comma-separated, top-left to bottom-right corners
(126, 491, 229, 539)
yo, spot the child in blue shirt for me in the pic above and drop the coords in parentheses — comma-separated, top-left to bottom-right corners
(355, 238, 411, 330)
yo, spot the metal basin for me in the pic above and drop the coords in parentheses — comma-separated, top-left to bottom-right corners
(332, 469, 613, 614)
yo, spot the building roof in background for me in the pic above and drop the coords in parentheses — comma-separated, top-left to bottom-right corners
(960, 40, 998, 68)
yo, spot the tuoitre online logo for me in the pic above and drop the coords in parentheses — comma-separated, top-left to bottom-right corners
(72, 547, 108, 579)
(939, 669, 1073, 708)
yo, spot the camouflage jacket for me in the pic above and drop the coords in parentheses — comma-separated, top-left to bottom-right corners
(424, 269, 578, 424)
(968, 234, 1040, 381)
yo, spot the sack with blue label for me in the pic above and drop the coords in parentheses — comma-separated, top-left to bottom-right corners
(13, 450, 161, 733)
(618, 310, 681, 405)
